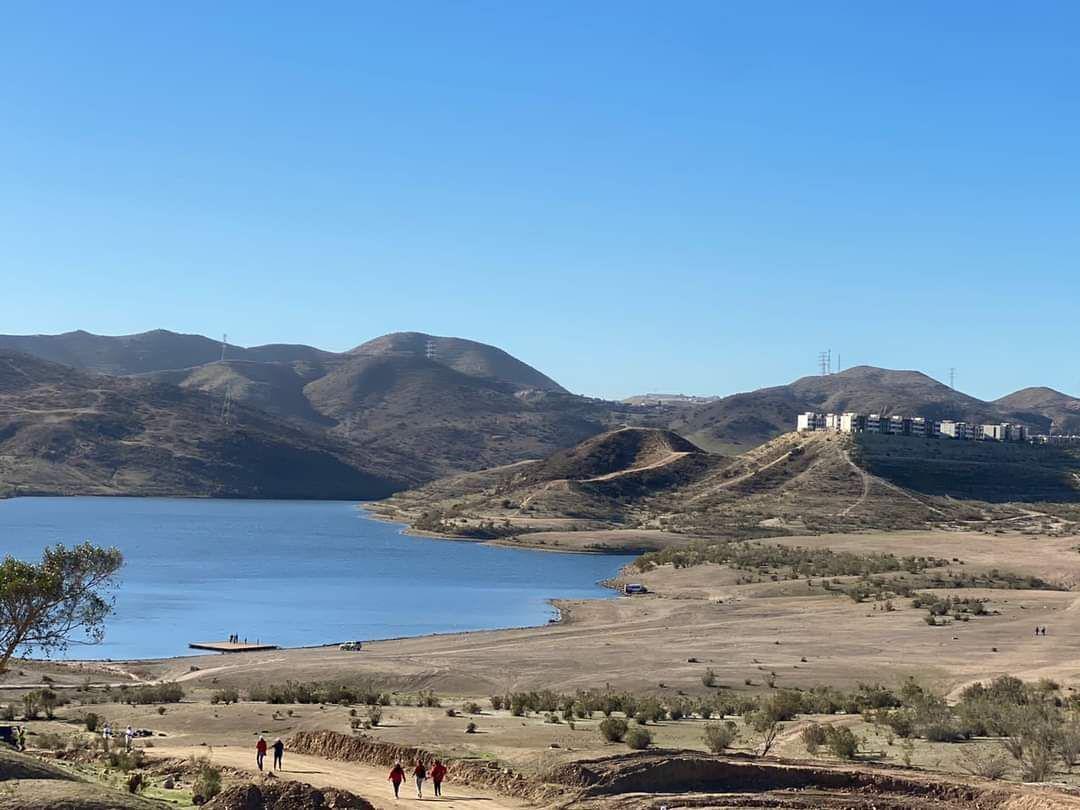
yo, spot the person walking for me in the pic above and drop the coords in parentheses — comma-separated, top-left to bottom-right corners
(102, 722, 113, 754)
(388, 761, 406, 799)
(431, 760, 447, 797)
(414, 760, 427, 798)
(256, 735, 268, 771)
(15, 725, 25, 752)
(125, 725, 134, 752)
(272, 737, 284, 770)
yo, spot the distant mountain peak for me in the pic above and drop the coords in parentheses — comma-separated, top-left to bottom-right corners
(349, 331, 566, 392)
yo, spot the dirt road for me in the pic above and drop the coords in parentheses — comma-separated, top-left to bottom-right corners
(148, 746, 526, 810)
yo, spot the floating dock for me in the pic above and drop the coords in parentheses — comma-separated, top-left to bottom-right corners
(188, 641, 279, 653)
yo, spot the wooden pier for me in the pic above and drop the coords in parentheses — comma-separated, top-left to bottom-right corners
(188, 641, 279, 653)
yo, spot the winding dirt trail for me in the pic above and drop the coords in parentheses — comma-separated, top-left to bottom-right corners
(148, 746, 526, 810)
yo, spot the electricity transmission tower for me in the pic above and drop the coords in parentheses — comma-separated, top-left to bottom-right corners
(220, 333, 228, 362)
(425, 339, 437, 361)
(948, 367, 957, 389)
(818, 350, 832, 376)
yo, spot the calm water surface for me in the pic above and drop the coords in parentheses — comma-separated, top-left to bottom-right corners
(0, 497, 633, 660)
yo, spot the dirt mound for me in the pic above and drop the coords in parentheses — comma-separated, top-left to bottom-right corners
(545, 751, 1080, 810)
(286, 731, 550, 801)
(512, 427, 705, 485)
(205, 780, 370, 810)
(0, 747, 76, 781)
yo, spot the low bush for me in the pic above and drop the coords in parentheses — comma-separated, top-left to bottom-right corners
(124, 683, 183, 705)
(84, 711, 100, 732)
(800, 722, 828, 755)
(191, 754, 221, 804)
(703, 721, 738, 753)
(599, 716, 629, 742)
(210, 688, 239, 706)
(625, 726, 652, 750)
(824, 725, 859, 760)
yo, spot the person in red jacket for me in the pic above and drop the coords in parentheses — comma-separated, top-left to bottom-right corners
(388, 761, 406, 799)
(431, 760, 448, 797)
(256, 735, 268, 771)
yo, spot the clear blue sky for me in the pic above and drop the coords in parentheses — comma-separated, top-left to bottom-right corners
(2, 2, 1077, 401)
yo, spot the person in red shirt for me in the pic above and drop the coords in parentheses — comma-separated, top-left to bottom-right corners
(256, 735, 268, 771)
(431, 760, 448, 797)
(388, 762, 406, 799)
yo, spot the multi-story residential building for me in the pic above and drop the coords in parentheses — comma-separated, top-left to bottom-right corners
(797, 412, 827, 432)
(796, 413, 1030, 442)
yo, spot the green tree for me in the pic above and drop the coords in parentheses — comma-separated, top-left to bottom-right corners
(0, 543, 123, 673)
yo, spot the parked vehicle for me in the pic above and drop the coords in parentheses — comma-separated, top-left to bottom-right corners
(624, 583, 648, 595)
(339, 641, 363, 651)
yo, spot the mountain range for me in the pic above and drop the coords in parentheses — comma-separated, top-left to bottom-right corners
(0, 329, 1077, 500)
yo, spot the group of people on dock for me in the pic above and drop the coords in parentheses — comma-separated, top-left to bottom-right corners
(388, 759, 448, 799)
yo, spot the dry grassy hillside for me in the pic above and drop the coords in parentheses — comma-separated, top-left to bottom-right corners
(378, 428, 1080, 543)
(0, 351, 411, 499)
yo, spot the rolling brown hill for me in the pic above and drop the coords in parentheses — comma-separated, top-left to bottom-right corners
(667, 366, 1043, 453)
(0, 329, 335, 374)
(0, 330, 637, 485)
(995, 386, 1080, 434)
(0, 351, 412, 499)
(349, 331, 566, 392)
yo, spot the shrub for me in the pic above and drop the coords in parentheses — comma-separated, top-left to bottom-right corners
(668, 703, 686, 721)
(824, 725, 859, 760)
(703, 721, 738, 753)
(209, 688, 239, 706)
(36, 732, 67, 751)
(107, 750, 145, 771)
(84, 712, 100, 732)
(801, 722, 828, 755)
(416, 689, 440, 707)
(366, 705, 383, 726)
(126, 683, 183, 705)
(625, 726, 652, 750)
(465, 722, 477, 734)
(464, 702, 482, 715)
(599, 716, 629, 742)
(445, 708, 457, 717)
(0, 704, 13, 722)
(697, 703, 714, 720)
(489, 695, 505, 711)
(191, 755, 222, 803)
(959, 745, 1010, 780)
(702, 668, 717, 688)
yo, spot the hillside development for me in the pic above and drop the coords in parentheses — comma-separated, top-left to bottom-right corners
(374, 426, 1080, 547)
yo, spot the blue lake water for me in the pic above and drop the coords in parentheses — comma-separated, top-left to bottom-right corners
(0, 497, 634, 661)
